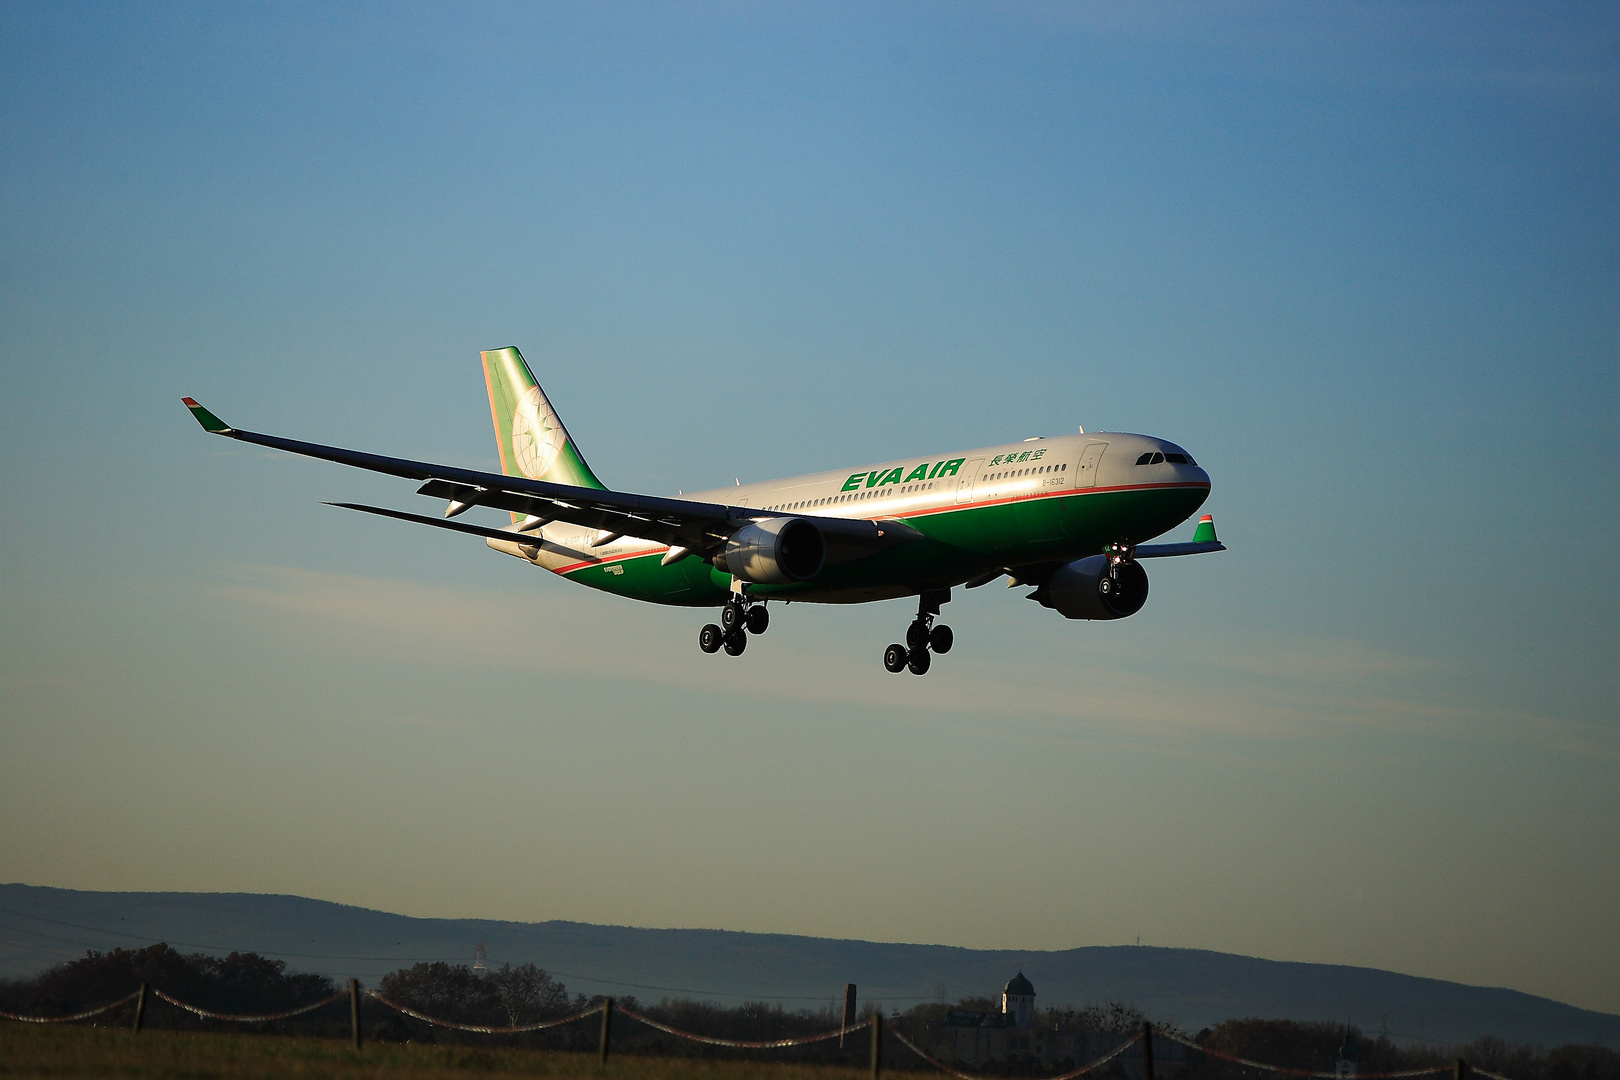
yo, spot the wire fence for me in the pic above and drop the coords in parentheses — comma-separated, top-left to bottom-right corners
(0, 991, 139, 1024)
(152, 987, 350, 1024)
(1154, 1029, 1453, 1079)
(365, 991, 601, 1035)
(885, 1023, 1143, 1080)
(614, 1001, 852, 1049)
(0, 984, 1523, 1080)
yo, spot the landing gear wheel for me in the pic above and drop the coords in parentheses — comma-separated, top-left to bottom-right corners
(907, 648, 932, 675)
(746, 606, 769, 635)
(929, 624, 954, 654)
(699, 624, 723, 654)
(720, 603, 744, 633)
(723, 629, 748, 656)
(883, 644, 909, 673)
(906, 620, 930, 651)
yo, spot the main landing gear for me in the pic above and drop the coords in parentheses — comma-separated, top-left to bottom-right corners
(884, 590, 953, 676)
(699, 597, 769, 657)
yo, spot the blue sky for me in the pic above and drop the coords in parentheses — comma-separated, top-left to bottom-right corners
(1, 3, 1616, 1019)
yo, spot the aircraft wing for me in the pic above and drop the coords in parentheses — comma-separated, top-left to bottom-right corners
(1134, 540, 1225, 558)
(1135, 514, 1224, 558)
(181, 398, 916, 558)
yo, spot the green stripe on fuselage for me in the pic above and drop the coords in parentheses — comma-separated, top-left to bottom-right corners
(557, 484, 1209, 607)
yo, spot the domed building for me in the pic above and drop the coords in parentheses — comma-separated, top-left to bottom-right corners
(1003, 971, 1036, 1029)
(930, 972, 1187, 1075)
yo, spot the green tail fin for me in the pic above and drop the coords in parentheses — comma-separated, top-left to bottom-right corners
(480, 347, 605, 490)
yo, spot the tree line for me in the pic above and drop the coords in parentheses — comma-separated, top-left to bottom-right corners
(1, 945, 1614, 1080)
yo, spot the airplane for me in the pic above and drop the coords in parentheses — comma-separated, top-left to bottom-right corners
(182, 346, 1223, 675)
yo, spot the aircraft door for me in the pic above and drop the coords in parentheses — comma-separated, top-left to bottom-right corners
(1074, 442, 1108, 488)
(954, 459, 983, 504)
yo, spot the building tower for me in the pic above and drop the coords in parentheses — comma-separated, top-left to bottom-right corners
(473, 942, 487, 975)
(1002, 972, 1036, 1030)
(1335, 1027, 1358, 1079)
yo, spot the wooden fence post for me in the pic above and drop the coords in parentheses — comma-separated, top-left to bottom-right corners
(349, 979, 362, 1051)
(1455, 1059, 1469, 1080)
(841, 984, 857, 1049)
(599, 998, 614, 1067)
(1142, 1021, 1155, 1080)
(133, 983, 148, 1032)
(871, 1012, 883, 1080)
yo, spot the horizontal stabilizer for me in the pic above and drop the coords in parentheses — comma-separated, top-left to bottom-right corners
(325, 502, 544, 545)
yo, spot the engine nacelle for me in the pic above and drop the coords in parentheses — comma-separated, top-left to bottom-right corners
(719, 517, 826, 584)
(1038, 555, 1149, 620)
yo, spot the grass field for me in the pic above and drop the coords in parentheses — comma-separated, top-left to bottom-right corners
(0, 1025, 876, 1080)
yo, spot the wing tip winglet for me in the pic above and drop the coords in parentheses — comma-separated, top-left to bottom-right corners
(1192, 514, 1218, 544)
(181, 397, 233, 435)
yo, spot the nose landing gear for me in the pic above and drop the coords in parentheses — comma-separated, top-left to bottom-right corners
(700, 596, 769, 657)
(883, 589, 952, 675)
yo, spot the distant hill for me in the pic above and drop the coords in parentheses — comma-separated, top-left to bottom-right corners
(2, 884, 1614, 1048)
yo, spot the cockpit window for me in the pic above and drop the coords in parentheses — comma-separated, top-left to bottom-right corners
(1138, 449, 1197, 466)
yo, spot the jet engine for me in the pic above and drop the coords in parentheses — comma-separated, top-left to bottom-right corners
(719, 517, 826, 583)
(1036, 554, 1149, 620)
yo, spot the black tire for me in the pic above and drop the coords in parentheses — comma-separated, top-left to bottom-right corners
(930, 624, 954, 654)
(699, 624, 723, 654)
(720, 603, 743, 632)
(907, 647, 932, 675)
(906, 620, 930, 651)
(746, 605, 769, 635)
(883, 643, 908, 673)
(723, 629, 748, 656)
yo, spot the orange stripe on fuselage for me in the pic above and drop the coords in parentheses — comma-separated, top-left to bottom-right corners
(546, 480, 1209, 576)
